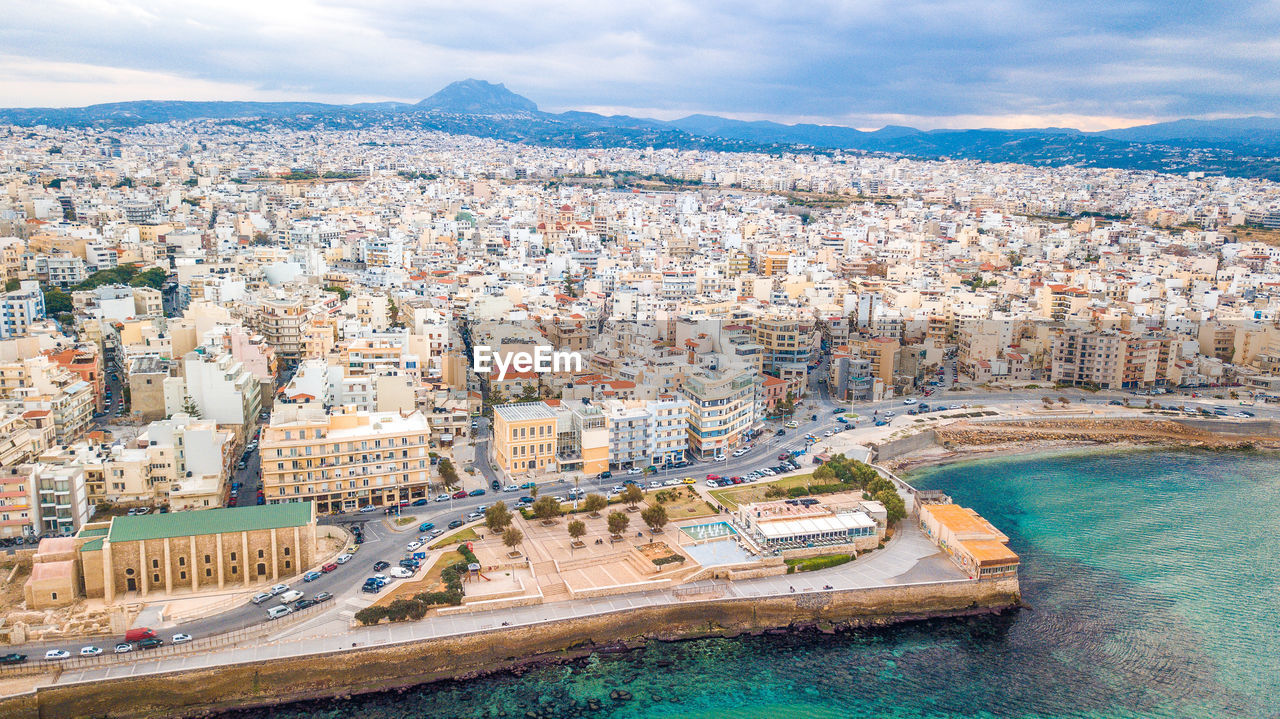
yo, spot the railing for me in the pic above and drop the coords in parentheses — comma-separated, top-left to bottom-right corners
(0, 597, 332, 679)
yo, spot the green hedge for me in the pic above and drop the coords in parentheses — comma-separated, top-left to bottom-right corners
(652, 554, 686, 567)
(784, 553, 854, 574)
(355, 545, 480, 625)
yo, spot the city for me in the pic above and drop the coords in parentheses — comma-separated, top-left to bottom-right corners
(1, 2, 1280, 718)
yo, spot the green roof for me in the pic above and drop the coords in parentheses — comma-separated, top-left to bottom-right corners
(107, 504, 313, 543)
(81, 538, 103, 552)
(78, 527, 109, 537)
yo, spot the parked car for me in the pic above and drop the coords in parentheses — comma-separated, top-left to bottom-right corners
(373, 560, 391, 571)
(468, 488, 486, 497)
(448, 519, 464, 529)
(314, 592, 333, 603)
(137, 638, 164, 650)
(171, 633, 193, 644)
(268, 583, 289, 595)
(903, 398, 918, 405)
(251, 592, 272, 605)
(418, 522, 435, 533)
(294, 599, 318, 610)
(278, 590, 304, 604)
(321, 562, 338, 573)
(125, 627, 157, 642)
(357, 505, 377, 513)
(434, 494, 451, 502)
(390, 567, 413, 578)
(79, 646, 103, 657)
(411, 498, 428, 506)
(598, 470, 612, 480)
(113, 643, 132, 654)
(335, 553, 352, 564)
(451, 490, 468, 500)
(626, 467, 643, 475)
(267, 605, 293, 619)
(503, 484, 519, 493)
(44, 649, 71, 661)
(302, 570, 322, 582)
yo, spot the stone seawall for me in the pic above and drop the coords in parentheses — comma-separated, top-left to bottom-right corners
(0, 578, 1019, 719)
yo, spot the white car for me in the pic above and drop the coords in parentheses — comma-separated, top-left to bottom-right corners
(731, 448, 748, 457)
(357, 505, 377, 513)
(714, 454, 727, 462)
(172, 633, 193, 644)
(335, 553, 352, 564)
(406, 541, 422, 551)
(627, 467, 643, 475)
(435, 494, 451, 502)
(268, 583, 290, 595)
(44, 649, 70, 661)
(663, 478, 681, 486)
(648, 480, 662, 489)
(389, 567, 413, 578)
(372, 573, 389, 583)
(903, 398, 918, 405)
(79, 646, 102, 657)
(114, 643, 133, 654)
(823, 430, 834, 437)
(503, 484, 519, 492)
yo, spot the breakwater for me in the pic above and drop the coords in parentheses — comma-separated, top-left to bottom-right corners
(0, 578, 1018, 719)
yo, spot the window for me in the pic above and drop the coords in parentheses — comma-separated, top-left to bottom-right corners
(179, 571, 187, 580)
(230, 552, 237, 561)
(283, 546, 290, 556)
(151, 559, 159, 569)
(126, 568, 134, 576)
(178, 556, 186, 566)
(204, 554, 211, 563)
(258, 549, 265, 558)
(206, 568, 213, 578)
(153, 573, 161, 583)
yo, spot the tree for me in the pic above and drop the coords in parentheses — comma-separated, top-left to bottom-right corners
(529, 484, 539, 499)
(532, 496, 562, 523)
(42, 287, 72, 315)
(607, 511, 629, 536)
(484, 502, 511, 533)
(583, 493, 607, 517)
(181, 395, 202, 419)
(813, 464, 836, 482)
(502, 526, 524, 554)
(874, 489, 907, 524)
(128, 267, 167, 289)
(325, 285, 350, 301)
(517, 384, 540, 402)
(437, 458, 459, 487)
(567, 519, 587, 547)
(640, 505, 669, 535)
(621, 484, 644, 509)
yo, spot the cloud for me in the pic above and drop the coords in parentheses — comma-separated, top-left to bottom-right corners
(0, 0, 1277, 128)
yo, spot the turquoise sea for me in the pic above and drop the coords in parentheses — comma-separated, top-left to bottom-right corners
(222, 449, 1280, 718)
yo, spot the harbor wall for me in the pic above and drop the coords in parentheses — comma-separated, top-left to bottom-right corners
(0, 577, 1019, 719)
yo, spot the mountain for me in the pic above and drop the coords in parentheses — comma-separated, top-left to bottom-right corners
(415, 79, 537, 115)
(0, 79, 1278, 180)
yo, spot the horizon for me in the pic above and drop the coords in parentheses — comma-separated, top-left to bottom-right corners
(4, 1, 1279, 133)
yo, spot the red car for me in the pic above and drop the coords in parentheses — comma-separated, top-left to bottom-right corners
(706, 474, 721, 481)
(451, 490, 467, 500)
(321, 562, 338, 573)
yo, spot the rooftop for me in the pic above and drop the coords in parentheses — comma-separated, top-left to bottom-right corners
(107, 503, 313, 543)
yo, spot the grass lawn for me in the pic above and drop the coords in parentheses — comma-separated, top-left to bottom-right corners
(784, 553, 853, 573)
(645, 487, 720, 520)
(373, 550, 463, 607)
(429, 527, 479, 549)
(394, 516, 418, 526)
(710, 473, 814, 510)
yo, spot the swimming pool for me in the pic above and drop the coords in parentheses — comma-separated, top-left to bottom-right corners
(680, 521, 738, 540)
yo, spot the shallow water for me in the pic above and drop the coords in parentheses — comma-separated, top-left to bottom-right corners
(221, 449, 1280, 718)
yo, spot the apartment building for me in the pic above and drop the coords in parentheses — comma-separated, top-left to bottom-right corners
(680, 368, 756, 459)
(753, 313, 815, 396)
(1050, 330, 1179, 389)
(1, 280, 46, 338)
(491, 402, 558, 476)
(0, 466, 34, 539)
(182, 350, 262, 430)
(260, 406, 432, 513)
(848, 335, 900, 392)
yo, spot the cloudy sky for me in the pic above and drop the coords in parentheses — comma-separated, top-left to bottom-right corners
(2, 0, 1278, 130)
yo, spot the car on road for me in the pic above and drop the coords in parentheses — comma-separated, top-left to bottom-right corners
(267, 605, 293, 618)
(822, 430, 834, 437)
(357, 505, 377, 513)
(520, 481, 537, 489)
(427, 528, 444, 538)
(448, 519, 464, 529)
(518, 496, 535, 505)
(268, 583, 290, 595)
(731, 448, 747, 457)
(418, 522, 435, 532)
(138, 638, 164, 649)
(465, 511, 483, 521)
(451, 490, 468, 500)
(468, 488, 486, 497)
(371, 574, 389, 585)
(236, 460, 247, 470)
(491, 479, 501, 490)
(434, 494, 451, 502)
(113, 643, 132, 654)
(390, 567, 413, 578)
(784, 420, 799, 428)
(172, 633, 192, 644)
(663, 478, 681, 486)
(294, 598, 318, 610)
(411, 498, 428, 506)
(373, 560, 391, 571)
(626, 467, 643, 475)
(503, 484, 519, 492)
(648, 480, 661, 489)
(79, 646, 102, 657)
(302, 570, 322, 582)
(903, 398, 917, 405)
(775, 428, 786, 436)
(44, 650, 71, 661)
(335, 553, 353, 564)
(321, 562, 338, 573)
(0, 653, 27, 665)
(832, 408, 847, 414)
(251, 592, 272, 605)
(278, 590, 304, 604)
(314, 592, 333, 603)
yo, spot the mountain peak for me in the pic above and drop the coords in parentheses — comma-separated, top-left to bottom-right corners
(416, 79, 537, 115)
